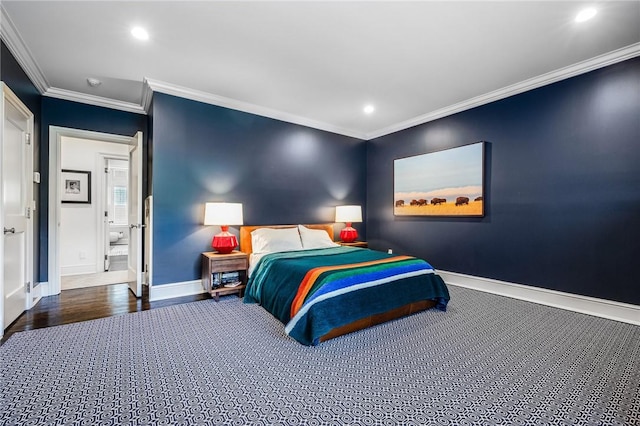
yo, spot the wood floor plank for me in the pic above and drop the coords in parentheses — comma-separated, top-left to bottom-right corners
(2, 284, 211, 344)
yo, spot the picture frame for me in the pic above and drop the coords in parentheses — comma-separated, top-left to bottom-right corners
(61, 169, 91, 204)
(394, 141, 485, 217)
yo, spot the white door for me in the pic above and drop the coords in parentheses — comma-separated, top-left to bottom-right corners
(127, 132, 143, 297)
(2, 84, 33, 330)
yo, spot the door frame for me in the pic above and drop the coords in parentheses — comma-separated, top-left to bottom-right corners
(1, 82, 35, 335)
(47, 126, 141, 296)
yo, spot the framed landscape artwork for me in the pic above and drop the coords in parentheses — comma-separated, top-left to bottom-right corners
(394, 142, 485, 217)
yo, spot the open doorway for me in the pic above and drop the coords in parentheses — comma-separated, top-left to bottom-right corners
(48, 127, 144, 298)
(59, 137, 129, 290)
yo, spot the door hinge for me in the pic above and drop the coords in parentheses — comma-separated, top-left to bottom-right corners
(105, 255, 108, 260)
(26, 207, 31, 219)
(105, 211, 109, 218)
(105, 167, 109, 173)
(25, 133, 31, 145)
(25, 281, 31, 293)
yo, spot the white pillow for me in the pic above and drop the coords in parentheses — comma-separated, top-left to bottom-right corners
(251, 227, 303, 254)
(298, 225, 339, 249)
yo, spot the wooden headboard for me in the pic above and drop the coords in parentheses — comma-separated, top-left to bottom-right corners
(239, 224, 334, 255)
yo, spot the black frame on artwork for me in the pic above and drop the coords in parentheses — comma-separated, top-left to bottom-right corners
(393, 141, 486, 218)
(61, 169, 92, 204)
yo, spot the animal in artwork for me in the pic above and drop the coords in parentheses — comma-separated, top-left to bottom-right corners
(430, 197, 446, 205)
(474, 196, 483, 201)
(455, 196, 469, 206)
(395, 200, 405, 207)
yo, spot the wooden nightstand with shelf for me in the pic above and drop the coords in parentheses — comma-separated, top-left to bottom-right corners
(339, 241, 368, 248)
(201, 251, 249, 301)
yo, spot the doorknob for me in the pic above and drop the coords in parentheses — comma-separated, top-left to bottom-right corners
(129, 224, 146, 229)
(4, 227, 15, 234)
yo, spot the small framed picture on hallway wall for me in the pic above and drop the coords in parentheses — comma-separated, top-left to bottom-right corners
(61, 169, 91, 204)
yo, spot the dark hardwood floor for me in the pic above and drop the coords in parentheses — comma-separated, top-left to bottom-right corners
(2, 284, 211, 345)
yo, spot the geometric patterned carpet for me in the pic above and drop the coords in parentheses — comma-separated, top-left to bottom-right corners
(2, 286, 638, 425)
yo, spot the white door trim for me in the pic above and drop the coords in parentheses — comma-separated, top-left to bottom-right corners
(48, 126, 138, 295)
(144, 195, 153, 290)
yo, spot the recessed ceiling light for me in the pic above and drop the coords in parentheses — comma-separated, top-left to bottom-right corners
(131, 26, 149, 40)
(363, 105, 375, 114)
(575, 8, 597, 23)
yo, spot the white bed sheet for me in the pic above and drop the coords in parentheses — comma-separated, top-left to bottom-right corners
(248, 252, 268, 278)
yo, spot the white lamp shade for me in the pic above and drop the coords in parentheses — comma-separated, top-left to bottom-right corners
(204, 202, 244, 226)
(335, 205, 362, 223)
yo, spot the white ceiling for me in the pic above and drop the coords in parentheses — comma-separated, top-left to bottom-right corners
(2, 1, 639, 140)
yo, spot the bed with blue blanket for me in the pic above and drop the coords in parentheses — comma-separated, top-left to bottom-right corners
(240, 225, 450, 346)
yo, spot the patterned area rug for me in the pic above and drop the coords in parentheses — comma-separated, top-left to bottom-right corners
(2, 286, 638, 425)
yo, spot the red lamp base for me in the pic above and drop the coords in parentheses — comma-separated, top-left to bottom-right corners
(212, 226, 238, 254)
(340, 223, 358, 243)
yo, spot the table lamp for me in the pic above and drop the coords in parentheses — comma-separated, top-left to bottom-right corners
(335, 205, 362, 243)
(204, 202, 243, 254)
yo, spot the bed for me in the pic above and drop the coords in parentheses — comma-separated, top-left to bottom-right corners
(240, 224, 450, 346)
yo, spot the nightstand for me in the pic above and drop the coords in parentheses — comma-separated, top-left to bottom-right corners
(339, 241, 368, 248)
(201, 251, 249, 301)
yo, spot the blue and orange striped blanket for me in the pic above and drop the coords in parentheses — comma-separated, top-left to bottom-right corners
(245, 247, 450, 345)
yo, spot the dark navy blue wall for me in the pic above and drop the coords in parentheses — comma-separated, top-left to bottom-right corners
(367, 57, 640, 305)
(1, 42, 41, 116)
(151, 93, 366, 285)
(40, 97, 147, 282)
(2, 40, 42, 282)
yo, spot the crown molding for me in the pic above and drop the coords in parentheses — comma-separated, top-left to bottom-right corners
(43, 87, 146, 115)
(2, 1, 638, 141)
(141, 78, 154, 113)
(143, 78, 366, 140)
(1, 4, 144, 116)
(0, 5, 49, 93)
(366, 42, 640, 140)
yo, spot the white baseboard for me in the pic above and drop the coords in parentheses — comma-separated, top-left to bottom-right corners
(61, 264, 96, 276)
(438, 270, 640, 326)
(37, 278, 207, 302)
(149, 279, 206, 302)
(38, 281, 51, 297)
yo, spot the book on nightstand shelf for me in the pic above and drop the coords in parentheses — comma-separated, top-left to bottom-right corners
(212, 271, 241, 289)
